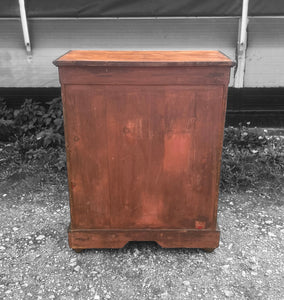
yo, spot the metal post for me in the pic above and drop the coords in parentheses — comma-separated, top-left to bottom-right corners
(234, 0, 249, 88)
(18, 0, 32, 55)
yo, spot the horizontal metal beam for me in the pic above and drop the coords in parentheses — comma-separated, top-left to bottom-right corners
(0, 16, 240, 21)
(1, 16, 284, 21)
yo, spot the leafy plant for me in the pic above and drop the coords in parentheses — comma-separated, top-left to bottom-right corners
(14, 99, 46, 135)
(36, 98, 64, 147)
(0, 98, 65, 171)
(0, 98, 14, 120)
(220, 123, 284, 191)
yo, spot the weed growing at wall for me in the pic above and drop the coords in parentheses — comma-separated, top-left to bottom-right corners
(221, 123, 284, 191)
(0, 98, 65, 171)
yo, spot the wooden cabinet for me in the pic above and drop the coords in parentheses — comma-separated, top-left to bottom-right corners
(54, 50, 234, 251)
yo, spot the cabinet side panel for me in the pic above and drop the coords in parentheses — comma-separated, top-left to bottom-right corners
(193, 86, 225, 229)
(106, 85, 224, 229)
(64, 85, 110, 229)
(212, 84, 228, 226)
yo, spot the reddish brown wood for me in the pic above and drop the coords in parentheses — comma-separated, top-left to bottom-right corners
(54, 50, 233, 250)
(69, 228, 220, 250)
(54, 50, 234, 67)
(58, 66, 230, 86)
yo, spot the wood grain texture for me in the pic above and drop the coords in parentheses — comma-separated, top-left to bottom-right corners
(69, 228, 220, 249)
(56, 50, 233, 249)
(58, 66, 231, 86)
(63, 85, 111, 229)
(54, 50, 234, 67)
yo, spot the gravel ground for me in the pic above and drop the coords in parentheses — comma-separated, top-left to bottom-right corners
(0, 173, 283, 300)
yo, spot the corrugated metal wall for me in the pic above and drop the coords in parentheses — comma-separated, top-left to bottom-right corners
(245, 18, 284, 87)
(1, 18, 239, 87)
(0, 0, 283, 88)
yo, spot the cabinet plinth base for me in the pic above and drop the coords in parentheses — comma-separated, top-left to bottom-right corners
(68, 227, 220, 250)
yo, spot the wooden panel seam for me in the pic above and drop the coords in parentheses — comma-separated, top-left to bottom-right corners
(61, 84, 75, 229)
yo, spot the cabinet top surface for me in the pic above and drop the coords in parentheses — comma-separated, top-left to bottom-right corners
(53, 50, 234, 67)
